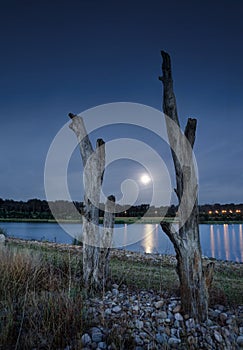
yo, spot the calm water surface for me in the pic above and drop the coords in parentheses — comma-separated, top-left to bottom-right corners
(1, 222, 243, 263)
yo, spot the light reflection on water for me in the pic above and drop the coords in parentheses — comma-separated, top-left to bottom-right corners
(1, 222, 243, 262)
(232, 226, 236, 261)
(109, 223, 242, 262)
(141, 224, 159, 254)
(216, 227, 221, 259)
(210, 225, 215, 259)
(202, 223, 243, 263)
(223, 224, 230, 261)
(239, 224, 243, 262)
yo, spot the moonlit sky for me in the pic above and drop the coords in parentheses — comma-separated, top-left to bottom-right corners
(0, 0, 243, 205)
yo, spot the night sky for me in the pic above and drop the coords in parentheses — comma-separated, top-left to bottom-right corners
(0, 0, 243, 205)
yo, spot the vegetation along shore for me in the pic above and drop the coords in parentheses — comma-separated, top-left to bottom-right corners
(0, 198, 243, 223)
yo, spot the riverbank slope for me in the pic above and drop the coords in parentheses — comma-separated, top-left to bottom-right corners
(1, 237, 243, 349)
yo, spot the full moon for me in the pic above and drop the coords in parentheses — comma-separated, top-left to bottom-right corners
(140, 173, 151, 185)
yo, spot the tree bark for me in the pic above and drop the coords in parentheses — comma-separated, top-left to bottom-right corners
(69, 113, 115, 291)
(159, 51, 214, 323)
(100, 195, 116, 289)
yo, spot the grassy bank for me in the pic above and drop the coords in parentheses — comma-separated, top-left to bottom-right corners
(0, 217, 167, 224)
(1, 217, 243, 224)
(0, 239, 243, 348)
(199, 220, 243, 224)
(0, 218, 81, 223)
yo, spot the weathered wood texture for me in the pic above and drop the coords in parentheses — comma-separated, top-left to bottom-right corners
(69, 113, 115, 291)
(100, 194, 116, 288)
(159, 51, 214, 322)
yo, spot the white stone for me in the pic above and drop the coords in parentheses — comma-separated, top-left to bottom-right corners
(105, 308, 112, 316)
(112, 305, 122, 313)
(174, 312, 183, 321)
(0, 234, 6, 243)
(91, 327, 103, 343)
(81, 333, 91, 345)
(154, 300, 164, 309)
(158, 311, 167, 319)
(214, 330, 223, 343)
(135, 320, 144, 329)
(132, 305, 139, 312)
(168, 337, 181, 347)
(237, 336, 243, 346)
(172, 304, 181, 313)
(98, 341, 107, 349)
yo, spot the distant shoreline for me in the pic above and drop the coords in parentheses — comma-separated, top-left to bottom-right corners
(1, 217, 243, 225)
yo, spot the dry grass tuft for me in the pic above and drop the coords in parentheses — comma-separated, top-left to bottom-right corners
(0, 245, 84, 349)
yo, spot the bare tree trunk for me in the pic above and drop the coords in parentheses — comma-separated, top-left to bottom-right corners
(159, 51, 214, 323)
(69, 113, 115, 291)
(100, 195, 116, 289)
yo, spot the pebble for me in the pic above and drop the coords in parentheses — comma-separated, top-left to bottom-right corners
(174, 312, 183, 321)
(154, 300, 164, 309)
(135, 320, 144, 329)
(112, 305, 121, 313)
(0, 234, 5, 243)
(237, 335, 243, 346)
(172, 304, 181, 313)
(81, 333, 91, 346)
(215, 304, 225, 311)
(156, 333, 168, 344)
(98, 341, 107, 349)
(134, 335, 143, 346)
(219, 312, 228, 322)
(214, 330, 223, 343)
(105, 308, 112, 316)
(186, 318, 196, 329)
(168, 337, 181, 347)
(91, 327, 103, 343)
(132, 305, 139, 312)
(112, 288, 119, 296)
(158, 311, 167, 319)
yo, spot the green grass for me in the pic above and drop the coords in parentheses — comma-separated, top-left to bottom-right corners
(0, 216, 177, 224)
(0, 240, 242, 349)
(110, 256, 179, 294)
(0, 218, 82, 223)
(2, 216, 243, 225)
(210, 261, 243, 306)
(199, 220, 243, 225)
(110, 254, 243, 306)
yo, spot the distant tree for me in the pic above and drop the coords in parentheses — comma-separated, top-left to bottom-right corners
(159, 51, 214, 322)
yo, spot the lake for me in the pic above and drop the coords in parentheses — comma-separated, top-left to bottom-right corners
(1, 222, 243, 263)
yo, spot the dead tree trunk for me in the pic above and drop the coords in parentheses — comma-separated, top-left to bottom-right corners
(159, 51, 214, 323)
(100, 194, 116, 289)
(69, 113, 115, 291)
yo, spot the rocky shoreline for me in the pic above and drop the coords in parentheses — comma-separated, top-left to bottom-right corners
(78, 283, 243, 350)
(6, 236, 243, 268)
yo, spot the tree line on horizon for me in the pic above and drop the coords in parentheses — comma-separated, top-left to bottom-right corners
(0, 198, 242, 221)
